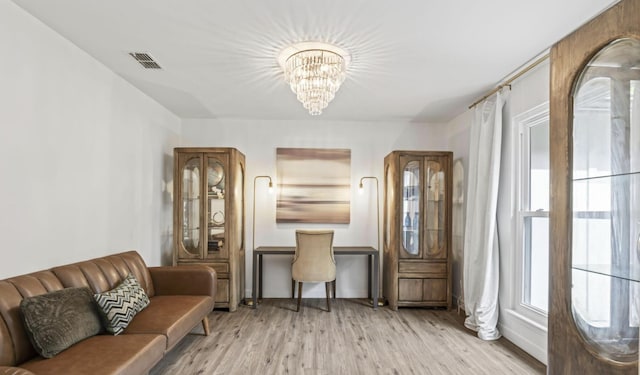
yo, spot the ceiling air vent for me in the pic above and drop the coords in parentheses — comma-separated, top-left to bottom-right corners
(129, 52, 162, 69)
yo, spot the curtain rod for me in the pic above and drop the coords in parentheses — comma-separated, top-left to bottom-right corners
(468, 53, 550, 109)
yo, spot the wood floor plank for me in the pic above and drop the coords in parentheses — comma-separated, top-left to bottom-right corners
(151, 299, 545, 375)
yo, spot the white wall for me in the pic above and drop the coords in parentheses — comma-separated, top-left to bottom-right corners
(181, 118, 447, 298)
(0, 1, 181, 278)
(443, 111, 473, 309)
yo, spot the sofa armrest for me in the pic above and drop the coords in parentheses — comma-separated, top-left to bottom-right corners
(0, 367, 36, 375)
(148, 266, 216, 298)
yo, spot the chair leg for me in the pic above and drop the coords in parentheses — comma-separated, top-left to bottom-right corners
(297, 281, 303, 312)
(333, 279, 336, 299)
(325, 282, 332, 312)
(291, 278, 295, 298)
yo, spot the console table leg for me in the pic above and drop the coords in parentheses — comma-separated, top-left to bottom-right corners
(252, 251, 258, 309)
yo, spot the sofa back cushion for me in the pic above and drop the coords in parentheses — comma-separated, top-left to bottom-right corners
(52, 251, 155, 298)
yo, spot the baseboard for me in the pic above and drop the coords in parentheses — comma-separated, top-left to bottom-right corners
(499, 309, 548, 365)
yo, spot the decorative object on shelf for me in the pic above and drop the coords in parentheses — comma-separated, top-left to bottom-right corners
(207, 162, 224, 187)
(276, 148, 351, 224)
(278, 42, 350, 115)
(173, 147, 246, 312)
(212, 211, 225, 225)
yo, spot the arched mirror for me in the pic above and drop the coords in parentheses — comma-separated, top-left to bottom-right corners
(571, 38, 640, 363)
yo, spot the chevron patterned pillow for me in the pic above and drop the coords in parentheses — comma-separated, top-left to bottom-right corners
(94, 274, 150, 335)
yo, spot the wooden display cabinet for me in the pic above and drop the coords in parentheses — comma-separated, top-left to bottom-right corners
(173, 147, 245, 312)
(549, 0, 640, 372)
(383, 151, 452, 310)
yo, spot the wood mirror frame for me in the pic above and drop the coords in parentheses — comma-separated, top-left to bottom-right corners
(549, 0, 640, 373)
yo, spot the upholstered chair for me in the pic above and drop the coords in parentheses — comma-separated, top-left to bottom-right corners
(291, 230, 336, 312)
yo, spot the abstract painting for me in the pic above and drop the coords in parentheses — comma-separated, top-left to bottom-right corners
(276, 148, 351, 223)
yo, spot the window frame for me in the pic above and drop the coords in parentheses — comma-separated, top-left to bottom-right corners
(515, 101, 550, 323)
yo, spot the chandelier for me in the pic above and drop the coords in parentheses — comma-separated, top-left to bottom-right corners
(279, 42, 350, 115)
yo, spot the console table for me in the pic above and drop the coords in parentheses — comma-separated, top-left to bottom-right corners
(252, 246, 379, 310)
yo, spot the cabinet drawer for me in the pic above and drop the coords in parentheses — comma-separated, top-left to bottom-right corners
(208, 263, 229, 274)
(216, 279, 229, 303)
(398, 278, 448, 303)
(398, 279, 423, 301)
(398, 262, 446, 275)
(423, 279, 447, 302)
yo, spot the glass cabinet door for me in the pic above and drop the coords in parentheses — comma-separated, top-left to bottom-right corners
(571, 38, 640, 363)
(426, 160, 447, 259)
(402, 160, 420, 256)
(180, 156, 201, 257)
(205, 156, 227, 259)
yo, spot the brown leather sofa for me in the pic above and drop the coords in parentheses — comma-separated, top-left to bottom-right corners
(0, 251, 216, 375)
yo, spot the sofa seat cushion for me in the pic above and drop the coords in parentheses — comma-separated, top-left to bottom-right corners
(20, 334, 165, 375)
(123, 295, 213, 351)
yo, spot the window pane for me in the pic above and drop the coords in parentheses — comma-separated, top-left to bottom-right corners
(518, 104, 550, 316)
(529, 120, 550, 211)
(524, 216, 549, 311)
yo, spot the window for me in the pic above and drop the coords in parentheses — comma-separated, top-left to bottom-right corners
(517, 103, 550, 315)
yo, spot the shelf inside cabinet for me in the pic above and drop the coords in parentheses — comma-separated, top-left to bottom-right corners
(572, 170, 640, 182)
(572, 264, 640, 283)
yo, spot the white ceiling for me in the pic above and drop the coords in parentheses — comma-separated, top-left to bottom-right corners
(13, 0, 618, 123)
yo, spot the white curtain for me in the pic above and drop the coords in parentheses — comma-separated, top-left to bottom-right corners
(463, 91, 505, 341)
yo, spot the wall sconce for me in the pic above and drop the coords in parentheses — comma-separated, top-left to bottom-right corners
(247, 175, 273, 306)
(359, 176, 383, 306)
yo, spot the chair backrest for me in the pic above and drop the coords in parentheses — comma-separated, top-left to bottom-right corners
(292, 230, 336, 283)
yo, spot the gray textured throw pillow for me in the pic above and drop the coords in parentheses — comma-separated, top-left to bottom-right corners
(94, 274, 150, 335)
(20, 287, 103, 358)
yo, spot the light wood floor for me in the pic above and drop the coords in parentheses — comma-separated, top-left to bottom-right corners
(150, 299, 545, 375)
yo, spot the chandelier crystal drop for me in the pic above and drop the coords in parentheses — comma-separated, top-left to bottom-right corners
(279, 43, 350, 115)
